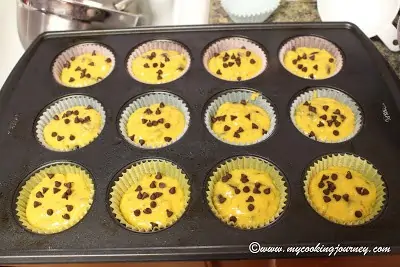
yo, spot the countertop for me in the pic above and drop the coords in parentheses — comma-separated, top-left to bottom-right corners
(209, 0, 400, 79)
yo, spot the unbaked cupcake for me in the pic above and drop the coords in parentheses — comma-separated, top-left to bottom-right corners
(207, 156, 287, 229)
(304, 154, 386, 225)
(110, 159, 190, 232)
(16, 162, 94, 234)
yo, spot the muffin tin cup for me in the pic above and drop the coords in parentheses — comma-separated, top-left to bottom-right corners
(35, 95, 106, 152)
(109, 159, 191, 233)
(290, 87, 363, 143)
(304, 153, 386, 226)
(221, 0, 280, 23)
(15, 162, 95, 235)
(52, 43, 116, 88)
(126, 40, 191, 84)
(203, 37, 268, 81)
(119, 91, 190, 149)
(206, 156, 287, 230)
(279, 36, 343, 79)
(204, 89, 277, 146)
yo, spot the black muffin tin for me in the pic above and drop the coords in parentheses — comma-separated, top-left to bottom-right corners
(0, 23, 400, 264)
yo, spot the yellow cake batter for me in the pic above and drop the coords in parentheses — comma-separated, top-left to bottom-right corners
(308, 167, 377, 224)
(208, 48, 263, 81)
(211, 101, 270, 144)
(26, 173, 92, 231)
(212, 169, 280, 228)
(283, 47, 336, 79)
(294, 97, 355, 142)
(43, 106, 102, 151)
(131, 49, 187, 84)
(60, 52, 113, 87)
(120, 173, 186, 231)
(126, 103, 185, 147)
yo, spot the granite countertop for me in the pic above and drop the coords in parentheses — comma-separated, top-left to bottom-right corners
(209, 1, 400, 78)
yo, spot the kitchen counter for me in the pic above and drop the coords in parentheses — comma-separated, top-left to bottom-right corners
(209, 0, 400, 79)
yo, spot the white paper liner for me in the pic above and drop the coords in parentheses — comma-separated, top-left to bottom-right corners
(203, 37, 268, 81)
(52, 43, 115, 88)
(290, 87, 363, 143)
(16, 162, 95, 234)
(204, 89, 276, 146)
(109, 159, 191, 232)
(35, 95, 106, 152)
(206, 156, 287, 229)
(303, 153, 386, 226)
(221, 0, 280, 23)
(279, 36, 343, 79)
(119, 92, 190, 149)
(126, 40, 191, 84)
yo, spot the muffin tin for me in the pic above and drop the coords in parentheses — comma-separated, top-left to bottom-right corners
(0, 23, 400, 263)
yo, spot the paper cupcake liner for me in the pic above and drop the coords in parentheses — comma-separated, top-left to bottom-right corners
(221, 0, 280, 23)
(206, 156, 287, 230)
(109, 159, 191, 232)
(15, 162, 95, 234)
(304, 153, 386, 226)
(127, 40, 191, 84)
(204, 89, 277, 146)
(36, 95, 106, 152)
(119, 91, 190, 149)
(52, 43, 115, 88)
(290, 87, 363, 143)
(279, 36, 343, 79)
(203, 37, 268, 81)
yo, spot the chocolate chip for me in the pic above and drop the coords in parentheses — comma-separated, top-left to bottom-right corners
(229, 216, 237, 223)
(302, 53, 307, 60)
(147, 122, 153, 127)
(134, 209, 141, 216)
(327, 181, 336, 192)
(64, 61, 71, 68)
(355, 210, 362, 218)
(308, 131, 315, 138)
(160, 63, 165, 68)
(69, 135, 75, 141)
(323, 105, 329, 111)
(217, 115, 226, 122)
(143, 63, 150, 68)
(143, 208, 152, 214)
(240, 174, 249, 183)
(237, 127, 244, 133)
(297, 64, 303, 70)
(331, 115, 338, 122)
(253, 188, 261, 194)
(233, 132, 240, 138)
(155, 172, 162, 180)
(130, 135, 135, 141)
(64, 183, 72, 189)
(331, 174, 338, 181)
(343, 194, 349, 202)
(66, 188, 72, 195)
(74, 117, 80, 123)
(292, 59, 297, 65)
(216, 69, 222, 75)
(66, 205, 73, 212)
(137, 192, 143, 199)
(151, 120, 158, 126)
(264, 188, 271, 195)
(262, 129, 268, 135)
(164, 137, 172, 142)
(334, 121, 341, 127)
(333, 194, 341, 201)
(156, 70, 163, 75)
(221, 173, 232, 182)
(223, 63, 228, 68)
(135, 185, 142, 192)
(245, 114, 251, 120)
(327, 120, 334, 127)
(36, 191, 44, 198)
(223, 125, 231, 131)
(85, 73, 91, 78)
(323, 189, 330, 195)
(53, 115, 59, 120)
(51, 132, 57, 137)
(320, 115, 327, 120)
(155, 108, 161, 115)
(340, 115, 346, 121)
(218, 194, 226, 204)
(309, 73, 315, 79)
(106, 58, 112, 63)
(139, 139, 145, 146)
(53, 188, 61, 194)
(321, 175, 329, 181)
(69, 77, 75, 83)
(310, 55, 315, 61)
(166, 209, 174, 217)
(333, 130, 340, 136)
(333, 109, 341, 115)
(142, 192, 149, 199)
(243, 186, 250, 193)
(231, 115, 237, 121)
(62, 214, 70, 220)
(309, 106, 317, 113)
(159, 182, 166, 188)
(47, 209, 53, 216)
(237, 76, 242, 81)
(164, 123, 171, 129)
(33, 201, 41, 208)
(169, 187, 176, 194)
(248, 204, 255, 211)
(246, 196, 254, 202)
(356, 187, 370, 196)
(323, 196, 331, 203)
(150, 181, 156, 188)
(151, 222, 158, 228)
(302, 67, 308, 72)
(317, 121, 324, 127)
(41, 187, 49, 194)
(150, 201, 157, 208)
(245, 51, 251, 57)
(141, 118, 148, 124)
(329, 58, 334, 63)
(144, 108, 153, 115)
(346, 171, 352, 179)
(250, 59, 256, 64)
(251, 123, 259, 129)
(318, 182, 325, 188)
